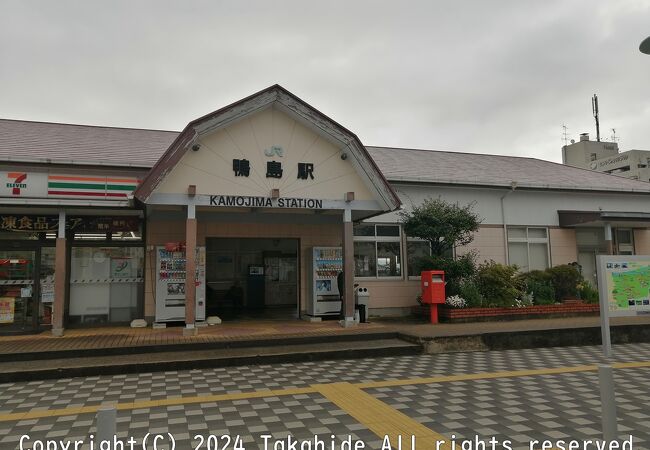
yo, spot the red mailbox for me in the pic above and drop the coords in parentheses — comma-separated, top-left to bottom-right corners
(420, 270, 445, 323)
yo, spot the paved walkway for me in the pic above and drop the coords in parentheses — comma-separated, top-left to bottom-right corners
(0, 320, 388, 355)
(1, 343, 649, 449)
(1, 315, 649, 356)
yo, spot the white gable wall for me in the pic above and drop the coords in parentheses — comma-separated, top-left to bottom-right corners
(154, 106, 375, 202)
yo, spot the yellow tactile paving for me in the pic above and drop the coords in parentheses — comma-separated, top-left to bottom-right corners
(0, 360, 648, 425)
(0, 387, 317, 422)
(357, 360, 650, 389)
(316, 382, 452, 450)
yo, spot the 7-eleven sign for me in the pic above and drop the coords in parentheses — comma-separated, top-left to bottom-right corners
(6, 172, 27, 195)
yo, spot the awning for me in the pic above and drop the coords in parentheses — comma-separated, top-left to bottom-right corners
(558, 210, 650, 228)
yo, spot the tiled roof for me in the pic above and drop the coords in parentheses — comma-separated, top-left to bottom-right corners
(366, 146, 650, 193)
(1, 118, 648, 194)
(0, 118, 177, 167)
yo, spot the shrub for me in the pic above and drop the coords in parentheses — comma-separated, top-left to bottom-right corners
(476, 261, 520, 307)
(519, 280, 555, 305)
(546, 264, 582, 300)
(445, 295, 467, 308)
(457, 278, 484, 308)
(579, 282, 600, 304)
(525, 280, 556, 305)
(516, 269, 552, 285)
(514, 292, 534, 308)
(420, 252, 476, 296)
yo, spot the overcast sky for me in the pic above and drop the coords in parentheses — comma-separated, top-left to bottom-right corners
(1, 1, 649, 162)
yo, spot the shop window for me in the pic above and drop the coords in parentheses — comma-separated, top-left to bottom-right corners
(353, 224, 401, 278)
(507, 226, 549, 272)
(68, 246, 144, 325)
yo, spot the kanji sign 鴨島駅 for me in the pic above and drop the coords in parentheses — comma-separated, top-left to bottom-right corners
(266, 161, 283, 178)
(297, 163, 315, 180)
(232, 159, 250, 177)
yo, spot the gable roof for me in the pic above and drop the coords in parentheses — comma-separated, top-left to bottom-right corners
(134, 84, 401, 210)
(367, 146, 650, 193)
(0, 118, 176, 167)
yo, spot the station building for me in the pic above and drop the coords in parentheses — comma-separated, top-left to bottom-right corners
(2, 85, 650, 335)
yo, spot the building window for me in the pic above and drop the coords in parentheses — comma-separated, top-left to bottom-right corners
(615, 228, 634, 255)
(353, 224, 402, 278)
(590, 153, 597, 161)
(507, 227, 549, 272)
(407, 240, 431, 277)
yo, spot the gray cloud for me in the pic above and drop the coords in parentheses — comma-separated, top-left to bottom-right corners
(1, 0, 649, 162)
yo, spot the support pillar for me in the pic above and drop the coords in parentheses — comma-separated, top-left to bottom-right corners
(52, 211, 66, 337)
(604, 223, 614, 255)
(184, 204, 197, 336)
(342, 209, 356, 326)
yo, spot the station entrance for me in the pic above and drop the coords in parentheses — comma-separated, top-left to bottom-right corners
(205, 238, 299, 319)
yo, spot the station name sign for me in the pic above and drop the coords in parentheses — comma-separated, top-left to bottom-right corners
(209, 195, 324, 209)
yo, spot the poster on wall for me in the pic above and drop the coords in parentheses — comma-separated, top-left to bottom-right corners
(40, 284, 55, 303)
(0, 297, 15, 323)
(110, 257, 134, 278)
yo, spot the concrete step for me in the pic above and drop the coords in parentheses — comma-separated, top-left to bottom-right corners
(1, 331, 401, 362)
(0, 338, 421, 382)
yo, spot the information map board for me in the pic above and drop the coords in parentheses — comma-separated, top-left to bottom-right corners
(596, 255, 650, 356)
(596, 255, 650, 317)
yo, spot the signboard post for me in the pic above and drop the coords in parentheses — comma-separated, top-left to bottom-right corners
(596, 255, 650, 357)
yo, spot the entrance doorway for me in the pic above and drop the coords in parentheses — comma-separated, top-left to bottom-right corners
(0, 246, 55, 333)
(205, 238, 299, 319)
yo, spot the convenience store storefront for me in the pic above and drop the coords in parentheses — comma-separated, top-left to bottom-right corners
(0, 166, 146, 334)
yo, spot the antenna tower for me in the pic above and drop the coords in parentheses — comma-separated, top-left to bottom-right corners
(562, 124, 569, 146)
(592, 94, 601, 142)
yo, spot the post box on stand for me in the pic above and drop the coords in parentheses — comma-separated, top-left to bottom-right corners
(420, 270, 445, 323)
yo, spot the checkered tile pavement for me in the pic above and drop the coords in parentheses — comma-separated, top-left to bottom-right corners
(3, 343, 649, 416)
(1, 393, 383, 450)
(1, 343, 650, 450)
(368, 368, 650, 448)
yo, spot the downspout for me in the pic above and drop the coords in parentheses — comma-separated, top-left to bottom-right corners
(500, 181, 518, 264)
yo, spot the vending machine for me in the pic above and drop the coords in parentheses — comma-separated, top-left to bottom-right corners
(155, 245, 206, 323)
(307, 247, 343, 317)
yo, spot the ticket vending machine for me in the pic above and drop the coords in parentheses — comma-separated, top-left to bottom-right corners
(155, 245, 206, 323)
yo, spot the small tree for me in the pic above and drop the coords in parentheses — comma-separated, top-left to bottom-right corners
(399, 198, 482, 295)
(399, 198, 481, 256)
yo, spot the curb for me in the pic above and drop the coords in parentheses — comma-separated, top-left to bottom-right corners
(0, 343, 422, 383)
(0, 331, 400, 362)
(398, 323, 650, 353)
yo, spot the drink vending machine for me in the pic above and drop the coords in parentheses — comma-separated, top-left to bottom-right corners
(155, 245, 206, 323)
(307, 247, 342, 317)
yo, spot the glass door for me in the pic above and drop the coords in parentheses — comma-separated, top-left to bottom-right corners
(0, 250, 37, 331)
